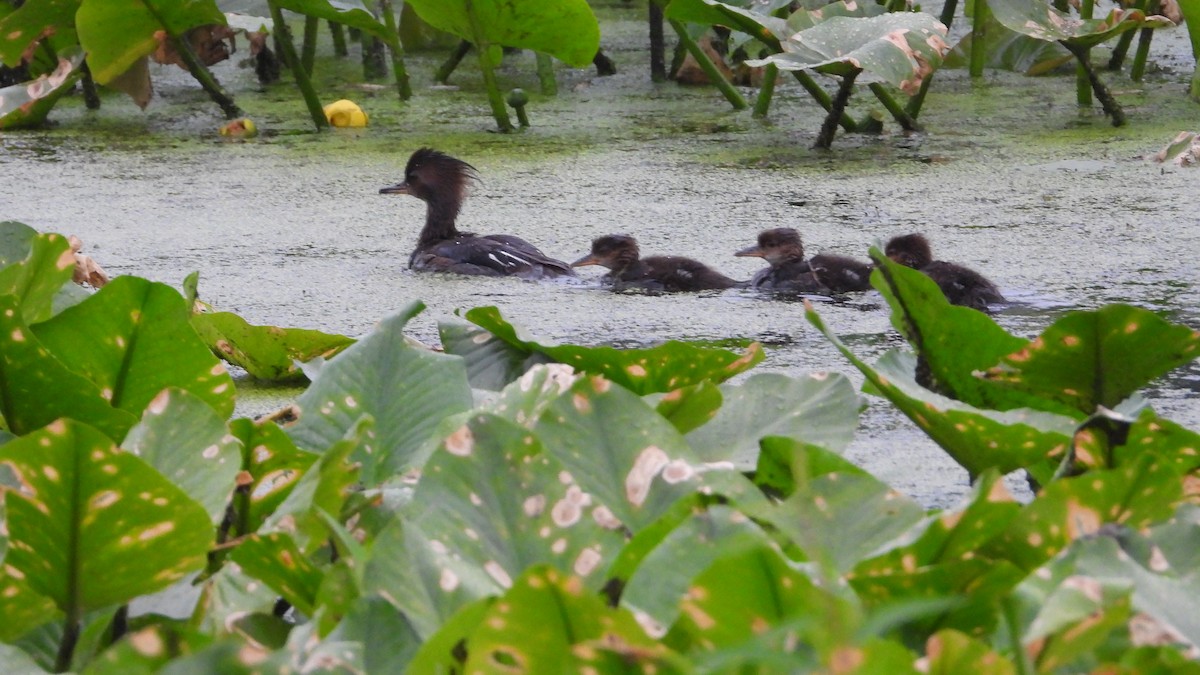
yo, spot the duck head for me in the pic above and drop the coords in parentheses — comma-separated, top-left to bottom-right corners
(735, 228, 805, 266)
(885, 233, 933, 269)
(572, 234, 640, 270)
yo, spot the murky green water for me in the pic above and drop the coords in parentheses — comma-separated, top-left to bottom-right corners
(2, 4, 1197, 506)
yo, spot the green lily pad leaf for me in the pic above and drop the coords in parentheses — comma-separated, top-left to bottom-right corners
(228, 532, 324, 617)
(0, 564, 59, 643)
(0, 0, 80, 67)
(0, 419, 212, 612)
(0, 50, 84, 130)
(747, 13, 950, 95)
(191, 310, 355, 382)
(1023, 572, 1133, 672)
(461, 566, 669, 672)
(664, 543, 843, 653)
(438, 319, 552, 391)
(1117, 410, 1200, 475)
(320, 595, 421, 674)
(31, 275, 235, 422)
(0, 295, 137, 439)
(742, 438, 925, 572)
(273, 0, 388, 39)
(988, 0, 1171, 48)
(191, 559, 281, 637)
(923, 629, 1017, 675)
(664, 0, 791, 45)
(809, 303, 1074, 478)
(478, 363, 581, 429)
(261, 417, 366, 552)
(868, 249, 1046, 414)
(76, 0, 227, 85)
(228, 418, 318, 535)
(122, 388, 241, 524)
(453, 306, 764, 395)
(406, 596, 495, 670)
(533, 375, 720, 532)
(286, 302, 472, 483)
(851, 472, 1026, 637)
(786, 0, 890, 31)
(647, 380, 723, 435)
(985, 453, 1183, 572)
(685, 371, 861, 470)
(981, 304, 1200, 416)
(620, 505, 775, 636)
(406, 0, 600, 67)
(0, 223, 75, 323)
(408, 413, 625, 599)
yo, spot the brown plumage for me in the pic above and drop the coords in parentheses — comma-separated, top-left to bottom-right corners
(379, 148, 574, 279)
(572, 234, 742, 292)
(736, 228, 873, 293)
(884, 233, 1005, 311)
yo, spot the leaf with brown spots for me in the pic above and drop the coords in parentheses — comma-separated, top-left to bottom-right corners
(0, 48, 83, 130)
(0, 222, 76, 324)
(0, 419, 212, 617)
(228, 417, 318, 537)
(922, 629, 1017, 675)
(982, 304, 1200, 415)
(31, 275, 236, 423)
(75, 0, 226, 85)
(446, 305, 763, 395)
(191, 309, 355, 383)
(988, 0, 1172, 48)
(1116, 409, 1200, 478)
(229, 532, 325, 618)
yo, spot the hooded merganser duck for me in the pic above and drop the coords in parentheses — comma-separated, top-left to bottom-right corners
(884, 233, 1005, 311)
(380, 148, 574, 279)
(571, 234, 742, 292)
(735, 228, 873, 293)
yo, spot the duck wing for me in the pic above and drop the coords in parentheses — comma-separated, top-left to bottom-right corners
(809, 254, 873, 292)
(923, 261, 1005, 310)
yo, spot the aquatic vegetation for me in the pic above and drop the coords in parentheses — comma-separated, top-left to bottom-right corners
(1, 220, 1197, 671)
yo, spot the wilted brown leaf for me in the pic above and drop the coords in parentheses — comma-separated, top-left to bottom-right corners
(69, 235, 109, 288)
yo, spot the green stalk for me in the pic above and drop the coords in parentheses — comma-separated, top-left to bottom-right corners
(1077, 0, 1095, 105)
(814, 68, 859, 149)
(80, 62, 100, 110)
(752, 63, 779, 117)
(1108, 0, 1147, 71)
(268, 0, 329, 130)
(969, 0, 989, 77)
(790, 70, 857, 131)
(649, 1, 667, 82)
(136, 0, 242, 118)
(906, 0, 959, 117)
(869, 83, 921, 130)
(379, 0, 413, 100)
(536, 52, 558, 95)
(1130, 0, 1160, 82)
(1063, 41, 1125, 125)
(464, 0, 514, 132)
(436, 40, 472, 83)
(301, 14, 319, 76)
(667, 18, 748, 110)
(329, 21, 348, 57)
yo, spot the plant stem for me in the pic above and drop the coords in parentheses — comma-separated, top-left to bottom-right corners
(1076, 0, 1094, 105)
(301, 15, 318, 76)
(649, 1, 666, 82)
(436, 40, 472, 83)
(361, 33, 387, 80)
(790, 71, 858, 131)
(1002, 596, 1034, 675)
(80, 62, 100, 110)
(268, 0, 329, 130)
(753, 63, 778, 118)
(667, 18, 748, 110)
(1063, 41, 1125, 125)
(814, 68, 859, 149)
(379, 0, 413, 100)
(1130, 0, 1159, 81)
(869, 83, 921, 130)
(135, 0, 242, 119)
(969, 0, 988, 77)
(906, 0, 959, 118)
(329, 21, 348, 57)
(536, 52, 558, 95)
(464, 0, 514, 132)
(54, 613, 81, 673)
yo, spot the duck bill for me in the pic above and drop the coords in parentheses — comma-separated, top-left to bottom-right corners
(571, 254, 600, 268)
(379, 181, 410, 195)
(734, 245, 765, 258)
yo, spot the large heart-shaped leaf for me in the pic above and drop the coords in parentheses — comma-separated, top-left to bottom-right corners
(0, 0, 81, 67)
(0, 49, 84, 130)
(665, 0, 791, 45)
(31, 275, 235, 422)
(981, 304, 1200, 415)
(122, 388, 242, 524)
(747, 13, 950, 95)
(0, 294, 138, 439)
(988, 0, 1171, 48)
(0, 222, 75, 323)
(405, 0, 600, 67)
(286, 302, 472, 482)
(407, 413, 625, 608)
(76, 0, 227, 85)
(809, 304, 1075, 478)
(191, 310, 355, 382)
(228, 418, 318, 535)
(228, 532, 324, 617)
(685, 371, 861, 469)
(0, 419, 212, 613)
(437, 319, 552, 391)
(272, 0, 388, 39)
(446, 306, 763, 395)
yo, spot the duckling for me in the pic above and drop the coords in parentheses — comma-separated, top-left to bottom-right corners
(885, 233, 1005, 311)
(380, 148, 574, 279)
(736, 228, 873, 293)
(572, 234, 742, 292)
